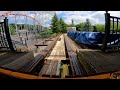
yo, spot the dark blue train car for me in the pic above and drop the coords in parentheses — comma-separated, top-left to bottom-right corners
(67, 31, 77, 40)
(67, 31, 104, 46)
(75, 32, 103, 45)
(67, 31, 120, 48)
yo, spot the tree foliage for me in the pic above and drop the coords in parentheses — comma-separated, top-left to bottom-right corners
(69, 18, 120, 32)
(75, 23, 85, 31)
(84, 18, 92, 31)
(95, 22, 120, 32)
(9, 24, 16, 35)
(95, 24, 105, 32)
(67, 24, 75, 27)
(39, 29, 53, 38)
(59, 18, 67, 33)
(110, 22, 120, 31)
(8, 23, 44, 36)
(69, 18, 93, 31)
(51, 13, 61, 33)
(51, 14, 67, 33)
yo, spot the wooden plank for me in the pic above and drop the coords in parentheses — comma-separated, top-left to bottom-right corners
(0, 52, 14, 65)
(64, 34, 82, 75)
(51, 61, 58, 76)
(10, 72, 37, 79)
(79, 50, 116, 73)
(66, 73, 111, 79)
(1, 52, 34, 70)
(39, 60, 50, 76)
(56, 61, 61, 75)
(0, 52, 8, 56)
(35, 44, 47, 46)
(38, 34, 66, 77)
(45, 60, 53, 75)
(77, 51, 97, 75)
(45, 34, 66, 61)
(0, 53, 28, 66)
(45, 39, 53, 41)
(54, 61, 59, 75)
(49, 61, 56, 76)
(65, 34, 81, 51)
(0, 68, 12, 75)
(95, 51, 120, 68)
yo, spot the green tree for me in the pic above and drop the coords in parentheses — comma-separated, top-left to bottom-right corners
(59, 18, 67, 33)
(17, 24, 21, 30)
(9, 24, 16, 35)
(67, 24, 75, 27)
(95, 24, 105, 32)
(51, 13, 61, 33)
(110, 22, 120, 31)
(75, 22, 85, 31)
(84, 18, 92, 31)
(39, 29, 52, 38)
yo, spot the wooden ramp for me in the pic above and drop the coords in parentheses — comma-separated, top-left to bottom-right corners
(66, 34, 120, 75)
(45, 34, 66, 61)
(39, 34, 66, 76)
(0, 52, 34, 70)
(78, 49, 120, 74)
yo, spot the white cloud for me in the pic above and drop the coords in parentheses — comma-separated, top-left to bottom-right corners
(1, 11, 120, 27)
(109, 11, 120, 17)
(60, 11, 98, 25)
(0, 11, 54, 26)
(43, 23, 51, 27)
(56, 11, 63, 15)
(91, 11, 105, 24)
(56, 11, 118, 25)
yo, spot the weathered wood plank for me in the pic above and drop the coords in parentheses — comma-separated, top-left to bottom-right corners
(79, 50, 119, 73)
(38, 34, 66, 76)
(39, 60, 50, 76)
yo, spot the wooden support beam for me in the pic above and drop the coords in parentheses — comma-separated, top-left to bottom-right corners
(4, 17, 15, 51)
(45, 39, 53, 41)
(101, 12, 110, 52)
(35, 44, 48, 50)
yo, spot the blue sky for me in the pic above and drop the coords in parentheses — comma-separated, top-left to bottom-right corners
(56, 11, 120, 26)
(1, 11, 120, 27)
(56, 11, 105, 25)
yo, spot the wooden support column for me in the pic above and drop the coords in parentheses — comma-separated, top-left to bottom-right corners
(4, 17, 15, 51)
(101, 12, 110, 52)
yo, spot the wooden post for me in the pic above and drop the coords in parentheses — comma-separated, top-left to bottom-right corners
(59, 65, 63, 78)
(26, 32, 28, 40)
(25, 38, 28, 47)
(93, 26, 97, 32)
(101, 12, 110, 52)
(4, 17, 15, 51)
